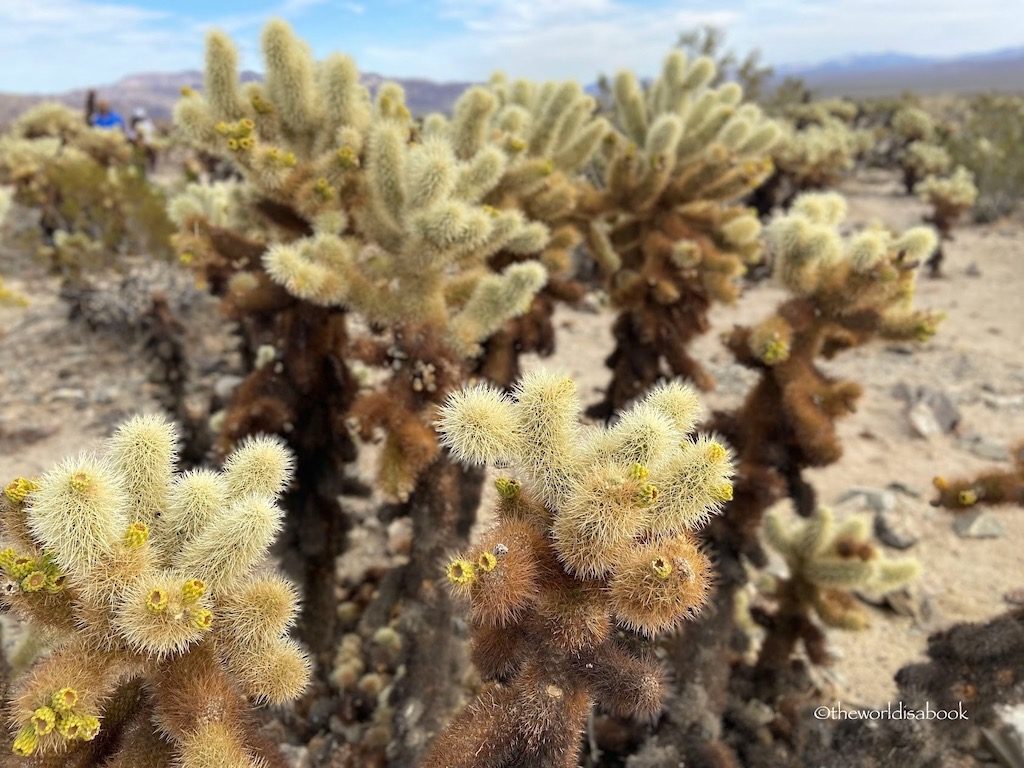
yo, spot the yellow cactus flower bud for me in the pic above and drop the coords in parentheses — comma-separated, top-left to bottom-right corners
(227, 137, 239, 151)
(178, 251, 194, 265)
(240, 118, 255, 132)
(146, 587, 170, 614)
(494, 477, 521, 500)
(21, 570, 47, 592)
(181, 578, 206, 603)
(190, 608, 213, 631)
(337, 146, 359, 168)
(51, 687, 78, 714)
(706, 443, 728, 462)
(58, 712, 88, 740)
(446, 558, 476, 586)
(180, 85, 195, 97)
(30, 707, 56, 736)
(124, 521, 150, 548)
(78, 714, 100, 741)
(215, 121, 230, 135)
(10, 555, 35, 579)
(478, 551, 497, 573)
(238, 136, 255, 151)
(628, 464, 650, 482)
(44, 571, 66, 593)
(69, 471, 94, 494)
(638, 483, 659, 504)
(760, 337, 790, 365)
(712, 482, 734, 502)
(12, 727, 37, 756)
(283, 151, 297, 167)
(932, 476, 948, 490)
(4, 477, 40, 504)
(958, 489, 977, 506)
(651, 556, 673, 580)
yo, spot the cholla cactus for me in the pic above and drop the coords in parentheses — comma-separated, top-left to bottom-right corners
(900, 140, 951, 194)
(945, 94, 1024, 221)
(932, 440, 1024, 510)
(424, 372, 732, 767)
(0, 186, 28, 308)
(782, 98, 859, 127)
(0, 414, 307, 766)
(891, 106, 936, 144)
(427, 74, 609, 386)
(754, 119, 857, 215)
(916, 166, 978, 276)
(0, 104, 172, 275)
(756, 507, 919, 674)
(713, 192, 940, 551)
(580, 51, 780, 415)
(173, 20, 550, 499)
(10, 102, 86, 143)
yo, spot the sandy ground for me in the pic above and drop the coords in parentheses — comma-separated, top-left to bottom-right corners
(1, 169, 1021, 707)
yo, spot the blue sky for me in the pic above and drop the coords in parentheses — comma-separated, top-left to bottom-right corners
(0, 0, 1021, 92)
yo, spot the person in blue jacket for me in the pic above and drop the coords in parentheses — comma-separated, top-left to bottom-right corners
(92, 99, 125, 131)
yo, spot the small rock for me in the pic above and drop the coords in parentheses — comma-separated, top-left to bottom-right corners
(214, 375, 244, 401)
(578, 292, 605, 314)
(908, 401, 941, 438)
(875, 508, 920, 550)
(50, 387, 86, 402)
(387, 517, 413, 556)
(278, 744, 311, 768)
(953, 511, 1006, 539)
(921, 389, 961, 433)
(983, 392, 1024, 410)
(836, 487, 896, 514)
(93, 386, 119, 404)
(965, 262, 982, 277)
(891, 382, 914, 403)
(958, 433, 1009, 462)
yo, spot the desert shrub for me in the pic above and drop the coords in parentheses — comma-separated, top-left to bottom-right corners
(945, 94, 1024, 221)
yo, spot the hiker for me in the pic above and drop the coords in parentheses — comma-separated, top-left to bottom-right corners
(92, 99, 126, 131)
(129, 107, 158, 170)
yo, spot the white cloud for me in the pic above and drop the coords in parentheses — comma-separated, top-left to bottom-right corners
(364, 1, 738, 81)
(0, 0, 201, 91)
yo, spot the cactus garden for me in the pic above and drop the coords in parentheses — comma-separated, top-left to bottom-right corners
(0, 10, 1022, 768)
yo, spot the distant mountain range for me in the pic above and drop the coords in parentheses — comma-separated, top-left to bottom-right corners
(776, 46, 1024, 96)
(0, 70, 474, 125)
(1, 45, 1021, 126)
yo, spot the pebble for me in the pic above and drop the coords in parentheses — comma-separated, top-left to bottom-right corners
(836, 486, 897, 514)
(874, 507, 920, 550)
(908, 401, 942, 438)
(214, 374, 244, 401)
(953, 511, 1006, 539)
(958, 433, 1009, 462)
(278, 744, 311, 768)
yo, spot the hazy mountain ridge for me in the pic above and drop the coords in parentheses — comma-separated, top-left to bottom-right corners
(1, 45, 1022, 126)
(779, 46, 1024, 96)
(0, 70, 474, 126)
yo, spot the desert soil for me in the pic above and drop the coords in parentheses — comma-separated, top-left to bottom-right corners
(1, 168, 1021, 707)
